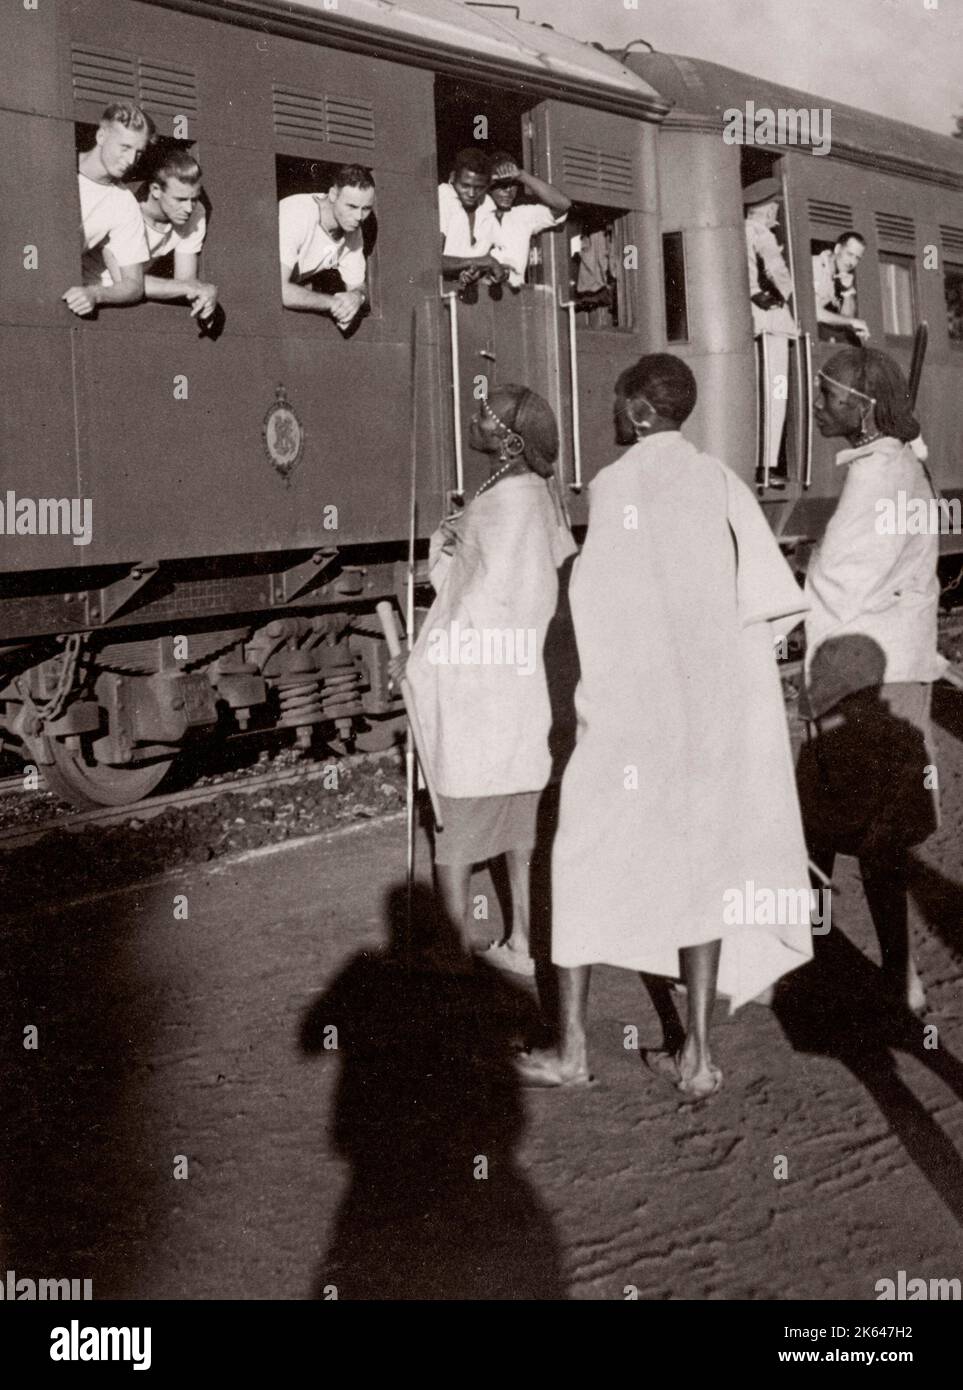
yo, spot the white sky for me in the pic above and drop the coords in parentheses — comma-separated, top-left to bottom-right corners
(503, 0, 961, 136)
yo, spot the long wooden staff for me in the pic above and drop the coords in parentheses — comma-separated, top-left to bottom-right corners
(405, 307, 418, 946)
(377, 602, 444, 831)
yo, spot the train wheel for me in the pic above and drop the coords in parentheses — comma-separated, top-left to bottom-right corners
(354, 715, 405, 753)
(41, 741, 174, 809)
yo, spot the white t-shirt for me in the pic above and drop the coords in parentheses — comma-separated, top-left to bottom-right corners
(491, 202, 566, 287)
(78, 173, 149, 286)
(143, 202, 206, 267)
(438, 182, 497, 258)
(278, 194, 365, 289)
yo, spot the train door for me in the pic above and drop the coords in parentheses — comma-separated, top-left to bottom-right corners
(433, 82, 661, 513)
(536, 101, 661, 520)
(741, 150, 814, 510)
(434, 78, 550, 503)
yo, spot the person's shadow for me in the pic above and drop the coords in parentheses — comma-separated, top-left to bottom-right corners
(779, 633, 963, 1224)
(772, 927, 963, 1225)
(795, 635, 939, 863)
(300, 883, 565, 1300)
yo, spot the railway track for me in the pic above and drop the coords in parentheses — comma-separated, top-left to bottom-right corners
(1, 609, 961, 855)
(0, 751, 399, 852)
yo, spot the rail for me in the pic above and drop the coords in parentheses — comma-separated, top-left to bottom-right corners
(441, 288, 465, 501)
(801, 331, 813, 488)
(756, 330, 772, 490)
(557, 293, 584, 493)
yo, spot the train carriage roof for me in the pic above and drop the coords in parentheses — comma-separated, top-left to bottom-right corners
(158, 0, 669, 119)
(621, 51, 963, 189)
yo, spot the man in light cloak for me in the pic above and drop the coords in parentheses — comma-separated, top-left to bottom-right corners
(516, 355, 813, 1098)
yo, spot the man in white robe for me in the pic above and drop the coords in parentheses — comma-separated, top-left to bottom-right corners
(517, 355, 813, 1098)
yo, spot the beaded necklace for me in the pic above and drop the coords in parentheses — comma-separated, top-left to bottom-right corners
(473, 458, 522, 500)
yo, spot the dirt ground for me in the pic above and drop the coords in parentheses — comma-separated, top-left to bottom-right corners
(0, 686, 961, 1301)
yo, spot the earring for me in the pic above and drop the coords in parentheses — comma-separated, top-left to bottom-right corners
(856, 410, 878, 445)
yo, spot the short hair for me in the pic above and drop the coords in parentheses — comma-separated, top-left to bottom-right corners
(100, 102, 154, 137)
(331, 164, 374, 192)
(835, 230, 866, 250)
(616, 353, 698, 426)
(149, 148, 202, 188)
(492, 384, 559, 477)
(452, 148, 491, 181)
(824, 347, 920, 443)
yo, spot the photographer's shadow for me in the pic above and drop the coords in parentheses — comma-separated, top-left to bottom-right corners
(300, 883, 564, 1300)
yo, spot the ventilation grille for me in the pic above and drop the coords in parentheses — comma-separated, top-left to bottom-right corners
(72, 45, 137, 106)
(325, 95, 375, 149)
(138, 60, 198, 116)
(72, 46, 198, 118)
(273, 85, 375, 149)
(807, 197, 853, 231)
(273, 86, 326, 143)
(561, 144, 633, 200)
(940, 223, 963, 256)
(875, 210, 916, 245)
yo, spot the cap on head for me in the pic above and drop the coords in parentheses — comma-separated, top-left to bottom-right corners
(742, 177, 782, 210)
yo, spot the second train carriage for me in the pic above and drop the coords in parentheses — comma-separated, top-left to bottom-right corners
(0, 0, 960, 805)
(625, 48, 963, 553)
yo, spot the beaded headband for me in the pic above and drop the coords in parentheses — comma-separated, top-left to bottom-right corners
(816, 370, 876, 406)
(480, 391, 526, 457)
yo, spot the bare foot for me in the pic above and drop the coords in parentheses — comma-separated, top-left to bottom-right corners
(514, 1047, 592, 1088)
(645, 1047, 723, 1100)
(479, 940, 535, 978)
(882, 963, 928, 1018)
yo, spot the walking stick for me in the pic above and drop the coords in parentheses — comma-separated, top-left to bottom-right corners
(405, 307, 418, 962)
(377, 601, 444, 832)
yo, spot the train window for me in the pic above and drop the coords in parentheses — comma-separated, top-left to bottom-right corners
(275, 155, 378, 328)
(944, 263, 963, 345)
(810, 235, 873, 343)
(662, 231, 688, 343)
(570, 205, 632, 331)
(879, 252, 916, 337)
(73, 120, 212, 317)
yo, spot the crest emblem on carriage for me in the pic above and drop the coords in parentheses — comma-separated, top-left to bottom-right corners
(263, 384, 304, 483)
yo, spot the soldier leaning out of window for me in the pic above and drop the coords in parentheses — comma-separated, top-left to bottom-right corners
(104, 148, 218, 325)
(65, 102, 154, 317)
(279, 165, 374, 331)
(812, 232, 870, 344)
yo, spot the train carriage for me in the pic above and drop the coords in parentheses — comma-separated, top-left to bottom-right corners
(1, 0, 960, 806)
(626, 49, 963, 549)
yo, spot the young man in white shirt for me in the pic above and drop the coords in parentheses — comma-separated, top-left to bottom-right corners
(812, 232, 870, 343)
(64, 103, 153, 317)
(487, 153, 570, 290)
(278, 165, 374, 331)
(120, 148, 217, 324)
(743, 179, 797, 487)
(438, 148, 506, 301)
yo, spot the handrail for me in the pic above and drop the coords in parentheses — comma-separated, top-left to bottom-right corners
(793, 332, 805, 488)
(801, 331, 814, 489)
(440, 288, 465, 501)
(757, 330, 772, 491)
(557, 294, 583, 493)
